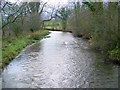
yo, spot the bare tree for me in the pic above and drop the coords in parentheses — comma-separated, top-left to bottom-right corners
(55, 7, 71, 30)
(1, 0, 48, 36)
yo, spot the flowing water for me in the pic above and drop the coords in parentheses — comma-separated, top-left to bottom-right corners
(2, 31, 119, 88)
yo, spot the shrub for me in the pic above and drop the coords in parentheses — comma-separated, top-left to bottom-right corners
(68, 2, 119, 62)
(28, 30, 50, 40)
(108, 45, 120, 62)
(29, 33, 41, 40)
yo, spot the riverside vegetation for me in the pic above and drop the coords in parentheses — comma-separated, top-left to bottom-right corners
(2, 30, 50, 69)
(1, 1, 50, 69)
(1, 1, 120, 69)
(55, 2, 120, 64)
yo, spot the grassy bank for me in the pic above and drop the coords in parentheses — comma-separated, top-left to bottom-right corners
(2, 30, 50, 69)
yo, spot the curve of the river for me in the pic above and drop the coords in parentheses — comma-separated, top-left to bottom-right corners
(2, 31, 118, 88)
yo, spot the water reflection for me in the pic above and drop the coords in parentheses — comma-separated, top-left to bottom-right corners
(2, 31, 118, 88)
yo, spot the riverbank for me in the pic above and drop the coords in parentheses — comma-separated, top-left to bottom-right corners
(79, 35, 120, 65)
(2, 31, 118, 88)
(2, 30, 50, 69)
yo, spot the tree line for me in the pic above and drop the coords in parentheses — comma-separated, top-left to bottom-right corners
(1, 1, 48, 36)
(1, 1, 120, 63)
(57, 1, 120, 63)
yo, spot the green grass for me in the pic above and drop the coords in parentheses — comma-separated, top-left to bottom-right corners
(2, 30, 50, 69)
(44, 20, 62, 30)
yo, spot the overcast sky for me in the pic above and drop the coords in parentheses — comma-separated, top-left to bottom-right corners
(6, 0, 68, 7)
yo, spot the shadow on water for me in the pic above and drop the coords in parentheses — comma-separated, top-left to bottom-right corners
(87, 51, 118, 88)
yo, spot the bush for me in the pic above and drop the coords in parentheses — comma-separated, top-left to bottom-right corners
(28, 30, 50, 40)
(68, 2, 119, 63)
(29, 33, 41, 40)
(108, 45, 120, 62)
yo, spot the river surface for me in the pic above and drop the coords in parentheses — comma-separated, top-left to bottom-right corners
(2, 31, 119, 88)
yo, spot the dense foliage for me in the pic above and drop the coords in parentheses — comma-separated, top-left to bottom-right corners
(67, 2, 120, 63)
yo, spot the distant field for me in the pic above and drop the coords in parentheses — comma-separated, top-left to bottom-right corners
(44, 20, 62, 30)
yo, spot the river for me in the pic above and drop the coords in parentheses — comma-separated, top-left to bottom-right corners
(2, 31, 119, 88)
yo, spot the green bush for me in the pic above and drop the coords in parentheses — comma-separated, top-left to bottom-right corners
(108, 46, 120, 62)
(68, 2, 119, 63)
